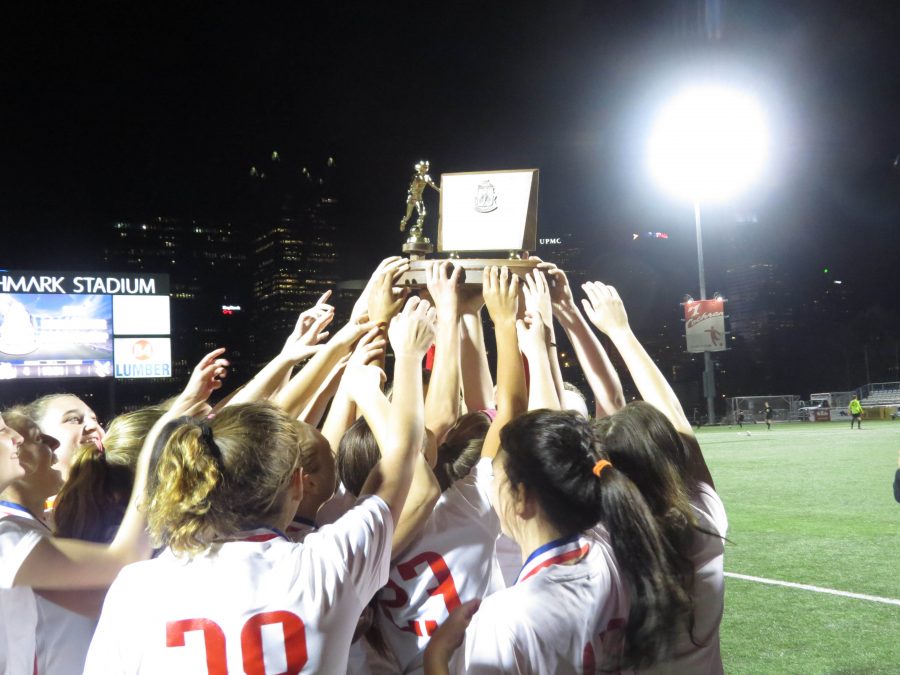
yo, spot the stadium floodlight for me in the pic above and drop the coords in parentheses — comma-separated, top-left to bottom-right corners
(648, 84, 768, 203)
(647, 84, 768, 425)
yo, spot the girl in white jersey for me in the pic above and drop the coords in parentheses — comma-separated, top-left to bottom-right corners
(54, 406, 166, 543)
(0, 349, 228, 675)
(24, 394, 105, 483)
(425, 409, 692, 674)
(582, 282, 728, 674)
(84, 296, 435, 674)
(337, 266, 528, 674)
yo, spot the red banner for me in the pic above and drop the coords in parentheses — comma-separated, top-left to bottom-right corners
(683, 299, 726, 353)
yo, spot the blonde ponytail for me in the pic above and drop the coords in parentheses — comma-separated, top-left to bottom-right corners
(146, 403, 306, 556)
(146, 423, 222, 554)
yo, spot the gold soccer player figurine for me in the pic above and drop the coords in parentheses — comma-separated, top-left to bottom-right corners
(399, 160, 441, 234)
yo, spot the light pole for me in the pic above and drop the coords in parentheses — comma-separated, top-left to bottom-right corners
(648, 85, 768, 424)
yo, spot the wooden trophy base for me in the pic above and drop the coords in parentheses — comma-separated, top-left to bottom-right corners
(398, 257, 539, 288)
(401, 235, 434, 260)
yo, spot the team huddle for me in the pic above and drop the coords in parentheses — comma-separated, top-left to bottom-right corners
(0, 257, 727, 674)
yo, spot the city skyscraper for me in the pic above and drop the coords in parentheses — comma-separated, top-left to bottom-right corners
(247, 154, 341, 368)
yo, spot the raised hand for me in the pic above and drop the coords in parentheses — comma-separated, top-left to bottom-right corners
(171, 348, 229, 417)
(523, 269, 553, 333)
(482, 266, 519, 326)
(425, 260, 462, 318)
(280, 292, 335, 362)
(581, 282, 630, 336)
(532, 258, 577, 316)
(368, 265, 410, 326)
(516, 310, 550, 358)
(352, 256, 410, 323)
(348, 324, 387, 367)
(388, 296, 436, 360)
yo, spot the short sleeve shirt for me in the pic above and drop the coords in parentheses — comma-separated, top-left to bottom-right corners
(84, 495, 393, 674)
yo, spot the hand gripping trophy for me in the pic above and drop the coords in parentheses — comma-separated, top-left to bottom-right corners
(400, 160, 440, 257)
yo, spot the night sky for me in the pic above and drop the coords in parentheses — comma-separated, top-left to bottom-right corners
(1, 2, 898, 345)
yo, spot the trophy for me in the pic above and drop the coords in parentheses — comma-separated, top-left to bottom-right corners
(400, 160, 440, 258)
(398, 162, 540, 286)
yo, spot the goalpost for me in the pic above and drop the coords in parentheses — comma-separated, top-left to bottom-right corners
(727, 395, 801, 424)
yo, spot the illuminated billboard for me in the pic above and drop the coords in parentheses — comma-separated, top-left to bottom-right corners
(113, 337, 172, 378)
(0, 271, 171, 380)
(683, 298, 727, 353)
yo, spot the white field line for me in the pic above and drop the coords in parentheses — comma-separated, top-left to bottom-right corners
(725, 572, 900, 606)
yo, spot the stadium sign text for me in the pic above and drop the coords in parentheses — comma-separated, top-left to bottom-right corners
(0, 272, 169, 295)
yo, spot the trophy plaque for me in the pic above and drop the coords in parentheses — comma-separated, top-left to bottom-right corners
(398, 166, 540, 286)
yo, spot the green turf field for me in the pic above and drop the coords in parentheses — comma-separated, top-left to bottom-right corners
(697, 420, 900, 674)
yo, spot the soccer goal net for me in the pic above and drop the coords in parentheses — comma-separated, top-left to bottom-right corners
(727, 395, 801, 424)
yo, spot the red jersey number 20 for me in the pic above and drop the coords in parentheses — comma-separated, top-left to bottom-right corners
(166, 611, 307, 675)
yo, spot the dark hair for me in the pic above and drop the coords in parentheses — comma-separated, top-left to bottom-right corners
(499, 409, 690, 670)
(337, 417, 381, 497)
(593, 402, 715, 647)
(433, 412, 490, 491)
(146, 402, 304, 554)
(335, 416, 403, 659)
(593, 402, 696, 534)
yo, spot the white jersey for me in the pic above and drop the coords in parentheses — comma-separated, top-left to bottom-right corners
(451, 532, 627, 674)
(493, 533, 522, 588)
(84, 495, 393, 674)
(0, 501, 98, 675)
(641, 482, 727, 674)
(35, 594, 98, 675)
(377, 457, 503, 673)
(0, 502, 44, 675)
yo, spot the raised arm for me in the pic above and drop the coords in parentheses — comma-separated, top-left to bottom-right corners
(517, 310, 560, 411)
(13, 349, 228, 590)
(297, 355, 347, 427)
(523, 268, 565, 400)
(346, 361, 440, 556)
(539, 261, 625, 417)
(481, 267, 528, 459)
(350, 257, 409, 324)
(359, 297, 435, 524)
(581, 282, 713, 486)
(273, 317, 375, 418)
(320, 326, 385, 453)
(459, 287, 494, 413)
(520, 271, 561, 411)
(228, 292, 334, 406)
(424, 261, 462, 446)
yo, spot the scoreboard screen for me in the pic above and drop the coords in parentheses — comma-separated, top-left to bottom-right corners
(0, 271, 171, 380)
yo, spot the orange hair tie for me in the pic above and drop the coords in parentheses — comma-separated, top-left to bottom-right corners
(592, 459, 612, 478)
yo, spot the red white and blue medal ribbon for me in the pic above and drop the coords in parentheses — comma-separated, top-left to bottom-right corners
(515, 534, 590, 585)
(286, 516, 317, 536)
(233, 527, 289, 543)
(0, 500, 50, 530)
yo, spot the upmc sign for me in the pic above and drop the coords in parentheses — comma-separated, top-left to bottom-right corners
(683, 299, 726, 353)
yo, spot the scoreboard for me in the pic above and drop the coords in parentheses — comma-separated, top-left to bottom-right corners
(0, 271, 172, 380)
